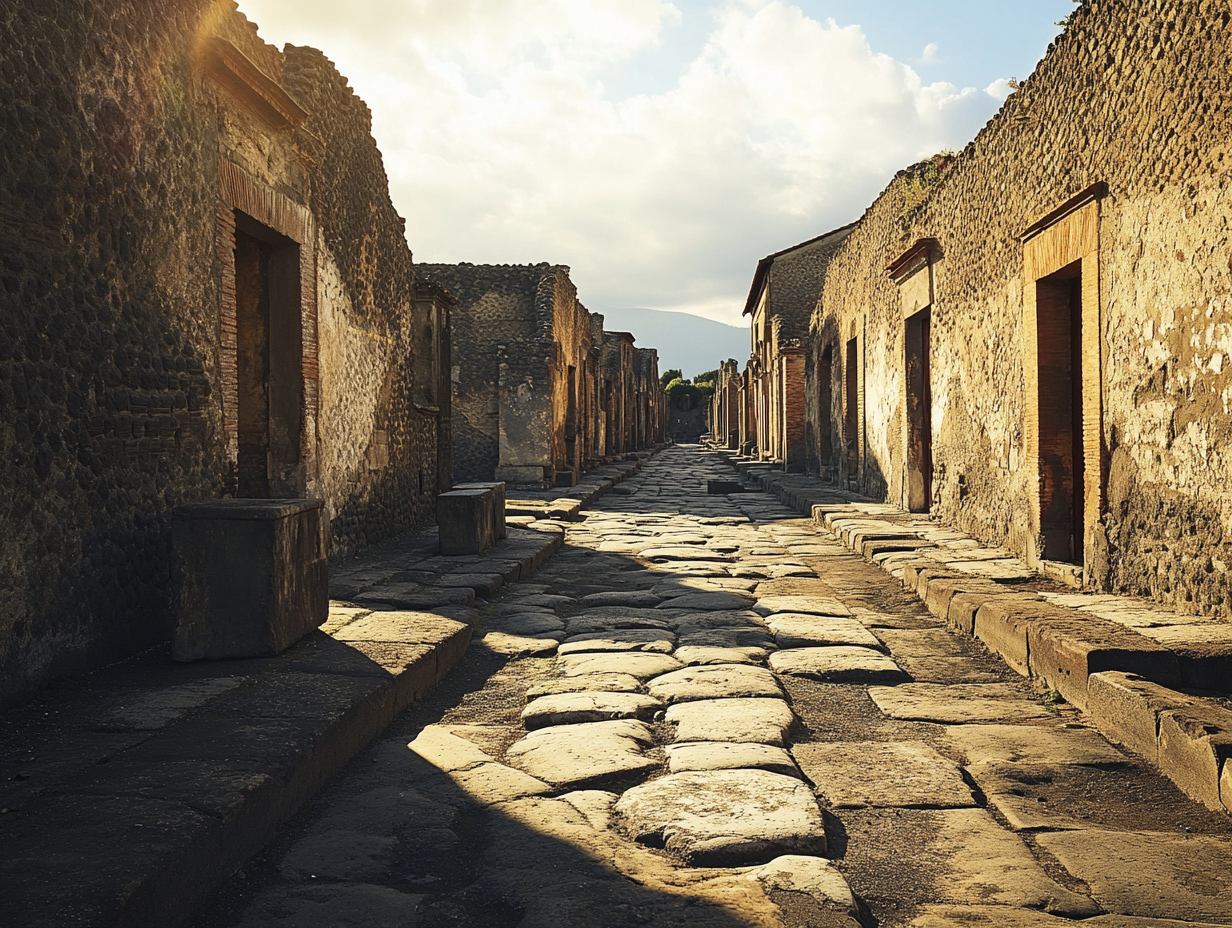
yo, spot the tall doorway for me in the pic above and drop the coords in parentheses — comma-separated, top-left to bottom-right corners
(1035, 260, 1084, 563)
(233, 212, 303, 499)
(904, 308, 932, 512)
(844, 337, 859, 482)
(817, 345, 834, 475)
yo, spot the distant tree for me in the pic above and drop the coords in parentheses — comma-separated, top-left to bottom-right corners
(694, 368, 719, 386)
(660, 368, 682, 389)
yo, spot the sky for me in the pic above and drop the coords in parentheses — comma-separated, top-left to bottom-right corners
(236, 0, 1078, 326)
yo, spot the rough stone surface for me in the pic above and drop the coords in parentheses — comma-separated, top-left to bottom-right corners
(1037, 829, 1232, 922)
(520, 692, 661, 729)
(557, 629, 676, 655)
(927, 809, 1100, 915)
(793, 741, 975, 808)
(506, 720, 657, 787)
(666, 698, 797, 745)
(648, 665, 785, 703)
(525, 673, 643, 697)
(557, 651, 684, 680)
(943, 724, 1126, 766)
(665, 742, 800, 777)
(615, 769, 827, 865)
(765, 614, 885, 650)
(769, 646, 908, 683)
(753, 596, 851, 617)
(869, 684, 1051, 723)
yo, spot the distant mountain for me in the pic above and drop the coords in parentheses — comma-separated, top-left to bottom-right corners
(595, 307, 748, 381)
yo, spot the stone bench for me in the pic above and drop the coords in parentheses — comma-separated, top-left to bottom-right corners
(438, 482, 507, 554)
(171, 498, 328, 661)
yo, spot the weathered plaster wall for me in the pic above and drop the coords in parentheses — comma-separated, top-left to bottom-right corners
(809, 0, 1232, 616)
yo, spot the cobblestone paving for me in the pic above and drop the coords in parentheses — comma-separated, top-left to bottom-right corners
(193, 447, 1232, 928)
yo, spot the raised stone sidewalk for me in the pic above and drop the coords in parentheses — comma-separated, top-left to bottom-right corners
(0, 456, 649, 928)
(718, 452, 1232, 817)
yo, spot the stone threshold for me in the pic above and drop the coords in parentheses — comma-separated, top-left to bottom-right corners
(712, 455, 1232, 819)
(0, 454, 657, 928)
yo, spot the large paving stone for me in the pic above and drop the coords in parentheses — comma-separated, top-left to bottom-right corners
(648, 664, 784, 703)
(665, 741, 800, 776)
(965, 762, 1087, 831)
(521, 692, 662, 729)
(564, 609, 674, 635)
(615, 769, 827, 865)
(558, 651, 684, 680)
(753, 595, 851, 617)
(480, 632, 560, 656)
(579, 591, 663, 608)
(666, 697, 796, 745)
(766, 614, 885, 650)
(793, 741, 974, 808)
(743, 856, 860, 921)
(652, 578, 757, 597)
(659, 591, 757, 611)
(673, 645, 768, 665)
(906, 906, 1116, 927)
(868, 684, 1052, 723)
(557, 628, 676, 655)
(640, 546, 734, 562)
(928, 809, 1100, 915)
(491, 612, 565, 637)
(506, 720, 657, 787)
(943, 723, 1126, 766)
(892, 654, 1005, 684)
(525, 673, 643, 697)
(1037, 829, 1232, 922)
(407, 726, 552, 805)
(770, 646, 908, 683)
(676, 626, 777, 650)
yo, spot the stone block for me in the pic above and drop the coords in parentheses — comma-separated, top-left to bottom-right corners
(553, 470, 577, 488)
(452, 481, 507, 540)
(1158, 707, 1232, 813)
(707, 479, 746, 494)
(437, 488, 495, 556)
(923, 578, 1009, 624)
(1086, 671, 1198, 764)
(973, 597, 1043, 677)
(1027, 616, 1181, 712)
(171, 499, 328, 662)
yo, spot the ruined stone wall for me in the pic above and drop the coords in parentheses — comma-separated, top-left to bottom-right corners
(417, 264, 543, 482)
(0, 0, 439, 706)
(810, 0, 1232, 616)
(283, 46, 438, 559)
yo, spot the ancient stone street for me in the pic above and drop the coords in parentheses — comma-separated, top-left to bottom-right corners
(191, 448, 1232, 928)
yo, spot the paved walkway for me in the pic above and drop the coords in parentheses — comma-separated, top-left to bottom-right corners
(193, 446, 1232, 928)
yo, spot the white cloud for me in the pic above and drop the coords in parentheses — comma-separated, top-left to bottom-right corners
(985, 78, 1015, 103)
(238, 0, 1003, 325)
(917, 41, 940, 65)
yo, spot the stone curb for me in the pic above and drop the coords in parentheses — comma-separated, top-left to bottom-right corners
(0, 454, 657, 928)
(713, 456, 1232, 818)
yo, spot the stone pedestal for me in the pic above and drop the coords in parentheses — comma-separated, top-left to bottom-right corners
(171, 498, 328, 662)
(438, 487, 498, 555)
(453, 482, 507, 540)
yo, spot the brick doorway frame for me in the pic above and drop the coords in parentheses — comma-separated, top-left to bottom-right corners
(1021, 183, 1106, 578)
(216, 160, 318, 497)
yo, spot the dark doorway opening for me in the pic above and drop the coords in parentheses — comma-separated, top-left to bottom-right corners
(1036, 260, 1084, 563)
(818, 345, 834, 476)
(905, 308, 932, 512)
(565, 365, 578, 467)
(233, 212, 302, 499)
(844, 337, 859, 482)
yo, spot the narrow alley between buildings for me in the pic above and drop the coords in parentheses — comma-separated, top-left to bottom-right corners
(191, 446, 1232, 928)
